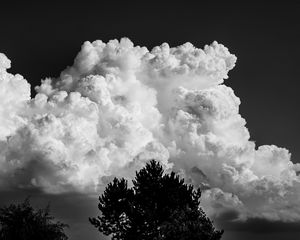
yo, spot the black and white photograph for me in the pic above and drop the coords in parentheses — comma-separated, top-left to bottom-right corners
(0, 2, 299, 240)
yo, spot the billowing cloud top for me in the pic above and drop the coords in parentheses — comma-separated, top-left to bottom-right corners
(0, 39, 299, 222)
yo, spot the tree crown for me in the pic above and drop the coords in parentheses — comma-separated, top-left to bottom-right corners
(90, 159, 223, 240)
(0, 198, 69, 240)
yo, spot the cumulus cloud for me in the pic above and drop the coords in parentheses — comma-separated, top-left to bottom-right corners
(0, 38, 299, 223)
(0, 53, 30, 140)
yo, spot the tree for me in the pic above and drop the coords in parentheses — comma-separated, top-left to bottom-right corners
(159, 207, 223, 240)
(90, 160, 223, 240)
(0, 198, 69, 240)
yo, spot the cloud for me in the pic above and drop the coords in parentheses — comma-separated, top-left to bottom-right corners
(0, 53, 30, 140)
(0, 38, 299, 224)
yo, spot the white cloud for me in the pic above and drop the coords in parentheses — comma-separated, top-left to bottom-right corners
(0, 53, 30, 140)
(0, 38, 299, 222)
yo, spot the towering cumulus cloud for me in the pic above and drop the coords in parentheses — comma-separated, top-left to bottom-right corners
(0, 39, 299, 222)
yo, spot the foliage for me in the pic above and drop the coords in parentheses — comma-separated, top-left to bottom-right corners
(0, 198, 69, 240)
(90, 160, 223, 240)
(158, 207, 223, 240)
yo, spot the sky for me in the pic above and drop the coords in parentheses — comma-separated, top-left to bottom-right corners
(0, 2, 300, 240)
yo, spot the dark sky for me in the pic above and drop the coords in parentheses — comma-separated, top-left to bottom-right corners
(1, 1, 300, 240)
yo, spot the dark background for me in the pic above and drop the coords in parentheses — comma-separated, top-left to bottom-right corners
(1, 2, 299, 240)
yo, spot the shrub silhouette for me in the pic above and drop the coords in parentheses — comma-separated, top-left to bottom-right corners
(90, 160, 223, 240)
(0, 198, 69, 240)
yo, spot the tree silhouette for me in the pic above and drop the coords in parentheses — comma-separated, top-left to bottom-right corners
(0, 198, 69, 240)
(90, 160, 223, 240)
(158, 207, 223, 240)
